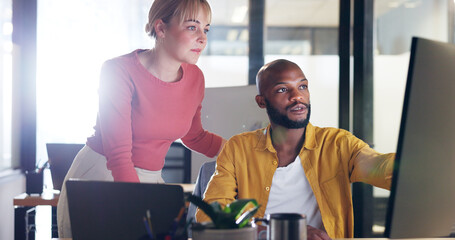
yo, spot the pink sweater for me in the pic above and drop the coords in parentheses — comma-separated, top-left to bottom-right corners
(86, 49, 222, 182)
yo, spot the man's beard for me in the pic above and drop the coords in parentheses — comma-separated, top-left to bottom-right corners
(265, 99, 311, 129)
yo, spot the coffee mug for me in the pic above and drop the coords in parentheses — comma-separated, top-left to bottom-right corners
(255, 213, 307, 240)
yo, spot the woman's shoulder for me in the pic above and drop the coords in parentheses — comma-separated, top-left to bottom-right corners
(101, 49, 144, 71)
(104, 49, 142, 64)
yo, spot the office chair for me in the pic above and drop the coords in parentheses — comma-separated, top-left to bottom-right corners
(46, 143, 84, 191)
(186, 160, 216, 237)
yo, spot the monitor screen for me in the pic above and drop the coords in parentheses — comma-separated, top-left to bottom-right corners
(384, 37, 455, 238)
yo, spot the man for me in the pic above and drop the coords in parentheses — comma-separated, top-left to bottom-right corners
(196, 59, 394, 239)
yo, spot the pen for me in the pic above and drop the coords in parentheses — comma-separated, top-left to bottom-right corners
(37, 161, 48, 174)
(143, 217, 154, 239)
(175, 207, 185, 223)
(170, 207, 186, 238)
(146, 210, 154, 239)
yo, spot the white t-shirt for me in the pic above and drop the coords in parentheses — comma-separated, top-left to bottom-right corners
(264, 156, 324, 229)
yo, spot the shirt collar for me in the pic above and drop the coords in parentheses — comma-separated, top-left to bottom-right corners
(303, 122, 318, 150)
(256, 123, 318, 153)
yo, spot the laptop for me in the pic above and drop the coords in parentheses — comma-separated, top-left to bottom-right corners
(66, 180, 185, 240)
(46, 143, 84, 191)
(384, 37, 455, 238)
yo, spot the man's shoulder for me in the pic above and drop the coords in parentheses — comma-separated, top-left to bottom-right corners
(231, 127, 267, 138)
(227, 127, 267, 144)
(312, 125, 351, 134)
(309, 124, 367, 150)
(310, 124, 356, 141)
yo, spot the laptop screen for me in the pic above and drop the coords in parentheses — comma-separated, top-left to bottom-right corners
(384, 37, 455, 238)
(66, 180, 185, 240)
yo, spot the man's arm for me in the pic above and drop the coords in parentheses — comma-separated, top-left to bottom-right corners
(348, 141, 395, 189)
(195, 141, 239, 222)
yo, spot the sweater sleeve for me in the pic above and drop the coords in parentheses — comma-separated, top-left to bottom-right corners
(98, 60, 139, 182)
(180, 67, 223, 158)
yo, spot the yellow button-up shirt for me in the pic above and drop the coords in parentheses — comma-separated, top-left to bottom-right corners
(196, 123, 395, 238)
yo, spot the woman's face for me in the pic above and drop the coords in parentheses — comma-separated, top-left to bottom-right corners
(161, 7, 210, 65)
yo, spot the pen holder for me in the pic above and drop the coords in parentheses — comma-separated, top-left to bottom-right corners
(142, 208, 188, 240)
(25, 171, 44, 195)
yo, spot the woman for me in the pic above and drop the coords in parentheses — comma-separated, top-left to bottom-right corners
(57, 0, 226, 237)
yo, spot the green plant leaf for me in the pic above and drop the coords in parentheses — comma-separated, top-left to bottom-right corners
(187, 195, 261, 230)
(227, 199, 259, 220)
(222, 205, 232, 213)
(186, 195, 218, 223)
(209, 201, 223, 213)
(235, 205, 260, 228)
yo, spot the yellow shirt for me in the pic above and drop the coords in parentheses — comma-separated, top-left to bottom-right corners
(196, 123, 395, 238)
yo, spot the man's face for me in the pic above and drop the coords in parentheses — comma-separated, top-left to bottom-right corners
(265, 98, 311, 129)
(256, 65, 311, 129)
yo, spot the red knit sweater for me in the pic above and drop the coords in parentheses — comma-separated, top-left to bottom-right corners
(86, 49, 222, 182)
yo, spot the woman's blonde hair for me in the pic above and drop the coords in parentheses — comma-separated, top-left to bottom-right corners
(145, 0, 212, 38)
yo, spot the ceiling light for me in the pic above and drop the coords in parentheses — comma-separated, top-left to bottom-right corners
(280, 46, 291, 55)
(226, 30, 239, 41)
(239, 29, 248, 42)
(231, 5, 248, 24)
(404, 0, 421, 8)
(388, 1, 401, 8)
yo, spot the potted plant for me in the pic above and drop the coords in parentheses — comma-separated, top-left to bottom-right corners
(187, 195, 260, 240)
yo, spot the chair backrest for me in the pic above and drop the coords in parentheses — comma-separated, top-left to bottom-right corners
(46, 143, 84, 191)
(186, 161, 216, 230)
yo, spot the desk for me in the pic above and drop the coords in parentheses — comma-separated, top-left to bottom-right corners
(14, 192, 59, 206)
(14, 192, 60, 240)
(173, 183, 195, 193)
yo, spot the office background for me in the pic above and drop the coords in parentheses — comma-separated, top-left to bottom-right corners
(1, 0, 454, 239)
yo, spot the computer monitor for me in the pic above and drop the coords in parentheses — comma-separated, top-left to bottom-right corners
(384, 37, 455, 238)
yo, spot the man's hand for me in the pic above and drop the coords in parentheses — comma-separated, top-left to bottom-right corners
(307, 225, 331, 240)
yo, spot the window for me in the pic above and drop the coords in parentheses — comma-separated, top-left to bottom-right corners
(36, 0, 250, 163)
(0, 0, 12, 171)
(372, 0, 452, 234)
(36, 0, 151, 165)
(265, 0, 340, 128)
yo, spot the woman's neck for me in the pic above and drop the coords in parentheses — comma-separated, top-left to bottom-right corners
(139, 48, 182, 83)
